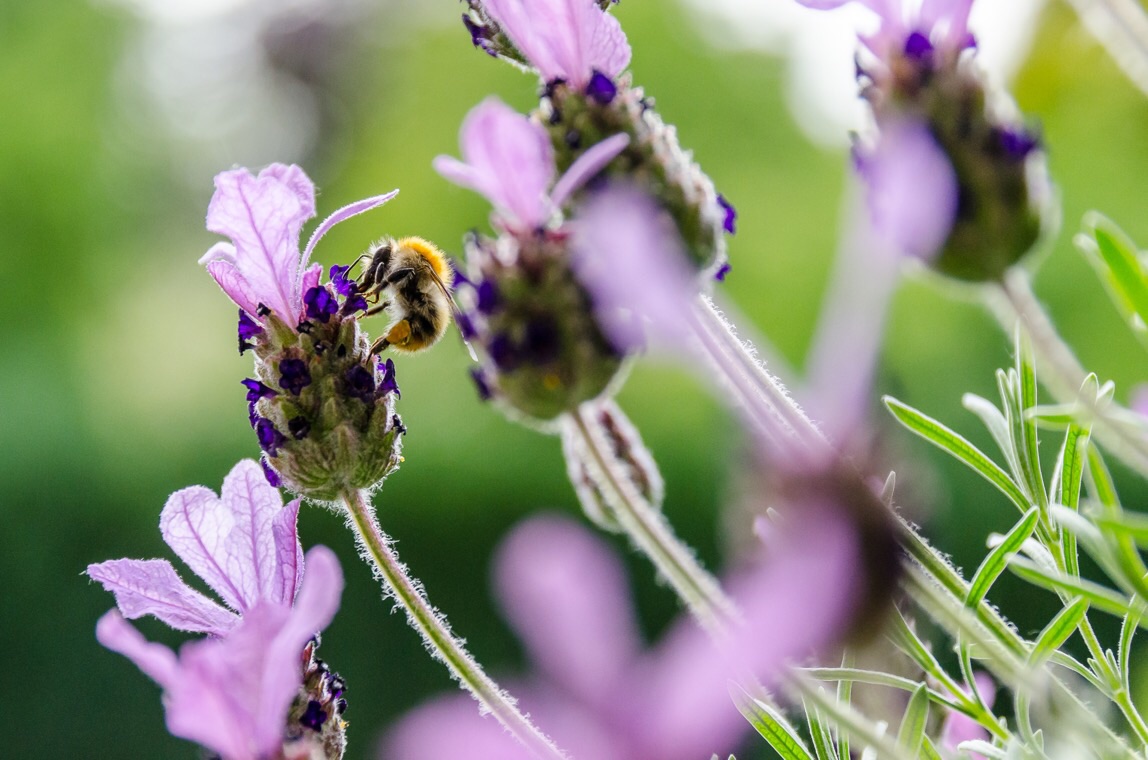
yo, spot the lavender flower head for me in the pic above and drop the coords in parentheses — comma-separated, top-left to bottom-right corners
(201, 165, 405, 498)
(434, 97, 631, 421)
(87, 459, 347, 759)
(798, 0, 1048, 280)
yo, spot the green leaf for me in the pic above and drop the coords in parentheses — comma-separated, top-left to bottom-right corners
(1029, 596, 1089, 666)
(805, 667, 961, 711)
(1008, 556, 1142, 620)
(803, 699, 839, 760)
(884, 397, 1030, 514)
(1080, 213, 1148, 327)
(896, 683, 929, 754)
(968, 507, 1040, 607)
(733, 687, 814, 760)
(1015, 330, 1048, 511)
(957, 740, 1007, 759)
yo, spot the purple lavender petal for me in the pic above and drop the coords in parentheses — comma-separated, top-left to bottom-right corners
(95, 611, 179, 689)
(495, 515, 641, 708)
(475, 280, 500, 314)
(470, 367, 494, 400)
(303, 286, 339, 323)
(256, 418, 288, 456)
(260, 458, 281, 487)
(713, 262, 732, 282)
(278, 358, 312, 396)
(462, 14, 498, 56)
(919, 0, 974, 49)
(860, 119, 957, 261)
(550, 133, 630, 209)
(716, 194, 737, 234)
(329, 264, 356, 296)
(585, 69, 618, 104)
(998, 127, 1040, 161)
(237, 310, 264, 354)
(489, 332, 520, 370)
(391, 414, 408, 436)
(571, 187, 697, 352)
(345, 364, 377, 400)
(903, 30, 934, 60)
(433, 98, 555, 231)
(300, 190, 399, 274)
(378, 358, 401, 399)
(87, 559, 237, 636)
(384, 693, 535, 760)
(242, 378, 278, 403)
(205, 165, 317, 325)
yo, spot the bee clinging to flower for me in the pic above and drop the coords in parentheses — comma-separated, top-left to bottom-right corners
(352, 236, 470, 356)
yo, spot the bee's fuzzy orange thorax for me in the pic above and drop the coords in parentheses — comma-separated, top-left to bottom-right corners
(395, 236, 451, 283)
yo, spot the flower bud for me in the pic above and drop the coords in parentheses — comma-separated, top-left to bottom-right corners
(242, 283, 404, 500)
(283, 636, 348, 759)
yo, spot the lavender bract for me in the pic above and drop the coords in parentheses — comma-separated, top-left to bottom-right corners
(88, 460, 347, 760)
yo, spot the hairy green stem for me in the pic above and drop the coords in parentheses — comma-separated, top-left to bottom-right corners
(568, 407, 738, 634)
(340, 489, 566, 760)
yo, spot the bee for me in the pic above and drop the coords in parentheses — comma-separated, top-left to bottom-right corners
(353, 236, 471, 357)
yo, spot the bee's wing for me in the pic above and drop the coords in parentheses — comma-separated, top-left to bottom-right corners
(427, 266, 479, 362)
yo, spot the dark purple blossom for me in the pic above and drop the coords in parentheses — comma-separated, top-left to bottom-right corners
(462, 14, 498, 56)
(713, 262, 732, 282)
(278, 358, 312, 396)
(998, 127, 1040, 161)
(345, 365, 377, 401)
(301, 701, 328, 731)
(303, 286, 339, 323)
(378, 358, 401, 399)
(260, 458, 282, 487)
(238, 310, 264, 354)
(255, 418, 288, 456)
(795, 0, 974, 61)
(489, 333, 520, 370)
(903, 30, 934, 60)
(242, 378, 278, 403)
(586, 69, 618, 104)
(328, 264, 356, 296)
(470, 368, 494, 401)
(476, 279, 500, 314)
(716, 194, 737, 234)
(392, 415, 408, 436)
(456, 310, 478, 341)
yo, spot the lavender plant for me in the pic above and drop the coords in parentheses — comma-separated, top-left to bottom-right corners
(82, 0, 1148, 758)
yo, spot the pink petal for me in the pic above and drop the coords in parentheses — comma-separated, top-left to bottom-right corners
(95, 610, 179, 687)
(861, 119, 957, 261)
(940, 673, 996, 758)
(165, 605, 295, 760)
(919, 0, 973, 46)
(87, 559, 237, 636)
(203, 259, 261, 319)
(494, 514, 641, 709)
(434, 98, 555, 231)
(300, 190, 399, 273)
(300, 262, 322, 300)
(271, 498, 304, 604)
(205, 164, 316, 324)
(550, 133, 630, 208)
(383, 693, 535, 760)
(254, 546, 344, 736)
(160, 460, 296, 613)
(484, 0, 630, 88)
(571, 186, 698, 351)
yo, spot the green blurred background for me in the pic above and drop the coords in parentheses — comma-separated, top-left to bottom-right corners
(4, 0, 1148, 756)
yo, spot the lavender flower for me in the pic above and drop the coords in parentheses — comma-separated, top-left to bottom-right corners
(200, 165, 405, 497)
(481, 0, 631, 93)
(384, 509, 869, 760)
(797, 0, 1048, 281)
(87, 459, 346, 759)
(433, 97, 631, 421)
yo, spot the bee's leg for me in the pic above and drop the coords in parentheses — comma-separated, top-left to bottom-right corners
(362, 300, 392, 319)
(371, 319, 411, 355)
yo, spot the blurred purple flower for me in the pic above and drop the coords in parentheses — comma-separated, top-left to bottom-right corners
(796, 0, 974, 58)
(939, 672, 996, 759)
(482, 0, 631, 91)
(200, 163, 397, 326)
(434, 97, 628, 233)
(383, 508, 865, 760)
(570, 185, 699, 353)
(87, 458, 345, 760)
(857, 119, 958, 262)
